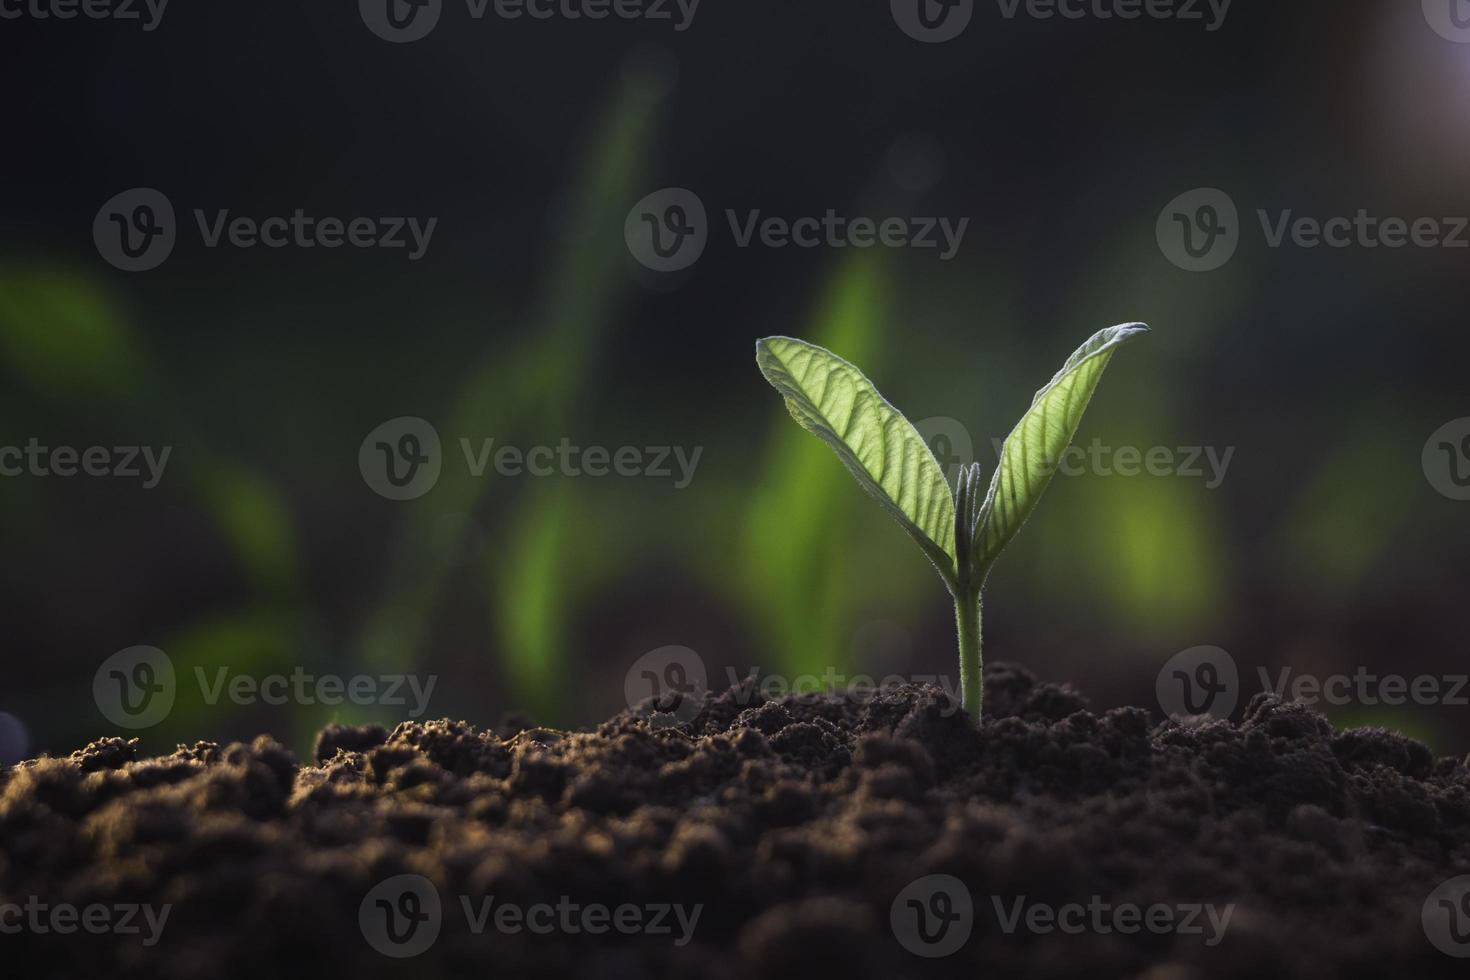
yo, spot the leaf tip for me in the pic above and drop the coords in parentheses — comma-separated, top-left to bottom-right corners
(755, 335, 800, 362)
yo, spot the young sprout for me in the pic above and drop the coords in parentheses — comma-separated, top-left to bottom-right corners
(755, 323, 1148, 725)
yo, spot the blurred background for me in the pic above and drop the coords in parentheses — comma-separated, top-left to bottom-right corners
(1, 0, 1468, 759)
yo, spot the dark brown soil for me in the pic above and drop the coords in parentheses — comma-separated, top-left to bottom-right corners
(2, 663, 1468, 979)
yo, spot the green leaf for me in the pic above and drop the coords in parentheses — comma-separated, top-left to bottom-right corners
(0, 268, 148, 401)
(975, 323, 1149, 573)
(756, 336, 957, 586)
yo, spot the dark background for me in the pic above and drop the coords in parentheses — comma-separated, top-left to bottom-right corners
(2, 0, 1468, 757)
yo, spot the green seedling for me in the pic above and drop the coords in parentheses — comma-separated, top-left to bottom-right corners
(755, 323, 1148, 725)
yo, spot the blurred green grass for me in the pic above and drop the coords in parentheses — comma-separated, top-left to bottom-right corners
(0, 67, 1457, 756)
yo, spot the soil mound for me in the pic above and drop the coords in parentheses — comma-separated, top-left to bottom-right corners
(2, 663, 1467, 978)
